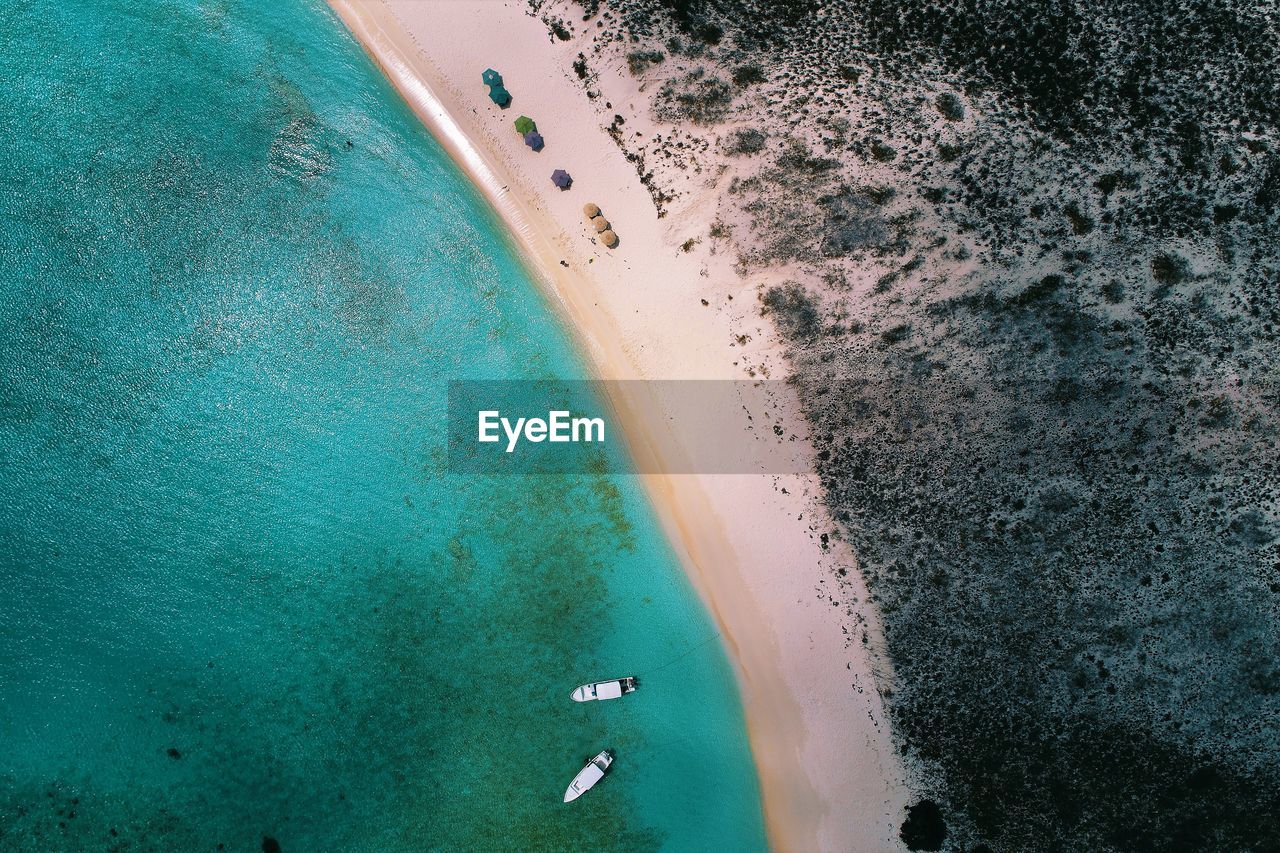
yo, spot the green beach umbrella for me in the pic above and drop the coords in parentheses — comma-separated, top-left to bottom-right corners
(514, 115, 536, 135)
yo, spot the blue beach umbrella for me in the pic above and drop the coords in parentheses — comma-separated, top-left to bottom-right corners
(524, 131, 544, 151)
(550, 169, 572, 189)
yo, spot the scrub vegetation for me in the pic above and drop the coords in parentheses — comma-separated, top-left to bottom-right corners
(559, 0, 1280, 847)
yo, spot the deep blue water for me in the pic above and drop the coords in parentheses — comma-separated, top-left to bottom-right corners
(0, 0, 766, 848)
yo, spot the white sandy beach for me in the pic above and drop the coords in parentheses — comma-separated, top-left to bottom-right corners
(326, 1, 909, 849)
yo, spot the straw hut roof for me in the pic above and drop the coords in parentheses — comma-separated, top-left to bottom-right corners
(592, 216, 610, 232)
(583, 203, 601, 218)
(600, 230, 619, 248)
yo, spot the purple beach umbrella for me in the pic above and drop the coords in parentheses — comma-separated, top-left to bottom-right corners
(550, 169, 572, 189)
(523, 131, 544, 151)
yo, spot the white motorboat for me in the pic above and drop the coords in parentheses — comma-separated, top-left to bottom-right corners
(570, 677, 637, 702)
(563, 750, 613, 802)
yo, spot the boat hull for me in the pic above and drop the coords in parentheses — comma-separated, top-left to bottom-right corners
(563, 750, 612, 802)
(569, 677, 636, 702)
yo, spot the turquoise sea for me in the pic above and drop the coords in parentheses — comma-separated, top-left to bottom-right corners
(0, 0, 766, 849)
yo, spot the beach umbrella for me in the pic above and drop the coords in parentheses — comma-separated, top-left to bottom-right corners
(551, 169, 572, 189)
(600, 230, 619, 248)
(514, 115, 536, 134)
(488, 85, 511, 106)
(592, 215, 610, 232)
(583, 203, 601, 219)
(482, 68, 503, 87)
(523, 131, 544, 151)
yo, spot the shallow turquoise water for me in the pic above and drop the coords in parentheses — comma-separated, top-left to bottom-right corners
(0, 1, 766, 849)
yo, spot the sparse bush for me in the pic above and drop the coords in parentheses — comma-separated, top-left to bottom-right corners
(1213, 204, 1239, 224)
(818, 188, 887, 255)
(732, 63, 766, 86)
(1152, 252, 1190, 284)
(870, 139, 897, 161)
(655, 69, 734, 124)
(626, 49, 665, 75)
(900, 801, 947, 851)
(694, 22, 723, 45)
(880, 322, 911, 344)
(823, 268, 849, 289)
(1064, 201, 1093, 234)
(865, 185, 897, 205)
(761, 282, 820, 340)
(547, 19, 571, 41)
(1096, 172, 1121, 195)
(723, 128, 767, 155)
(778, 142, 839, 173)
(935, 92, 965, 121)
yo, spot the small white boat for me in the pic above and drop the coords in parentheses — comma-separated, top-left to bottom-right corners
(570, 677, 637, 702)
(564, 750, 612, 802)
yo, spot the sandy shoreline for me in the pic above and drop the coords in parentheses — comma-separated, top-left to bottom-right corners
(326, 1, 908, 849)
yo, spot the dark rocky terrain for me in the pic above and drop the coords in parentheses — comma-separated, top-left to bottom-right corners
(546, 0, 1280, 848)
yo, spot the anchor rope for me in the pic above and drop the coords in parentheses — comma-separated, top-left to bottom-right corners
(639, 630, 723, 677)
